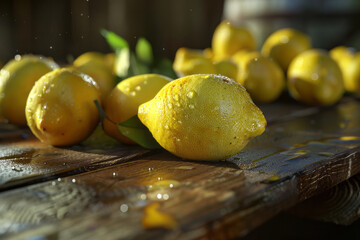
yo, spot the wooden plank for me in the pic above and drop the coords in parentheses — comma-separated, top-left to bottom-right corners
(0, 127, 150, 191)
(289, 174, 360, 225)
(1, 98, 360, 239)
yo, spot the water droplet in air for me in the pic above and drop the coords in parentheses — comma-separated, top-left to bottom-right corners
(135, 86, 141, 91)
(120, 204, 128, 212)
(130, 91, 136, 96)
(14, 55, 21, 61)
(49, 46, 53, 50)
(72, 179, 76, 183)
(113, 172, 117, 177)
(157, 193, 162, 199)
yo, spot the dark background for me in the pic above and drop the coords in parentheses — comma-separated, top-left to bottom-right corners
(1, 0, 360, 64)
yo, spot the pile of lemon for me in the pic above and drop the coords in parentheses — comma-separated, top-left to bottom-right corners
(0, 21, 357, 161)
(175, 20, 360, 106)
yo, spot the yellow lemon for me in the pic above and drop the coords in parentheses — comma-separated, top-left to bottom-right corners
(173, 48, 216, 77)
(0, 55, 58, 126)
(214, 59, 238, 80)
(235, 52, 285, 103)
(138, 74, 266, 160)
(203, 48, 214, 60)
(103, 74, 172, 144)
(261, 28, 311, 72)
(343, 53, 360, 93)
(329, 46, 357, 93)
(330, 46, 354, 66)
(212, 21, 256, 61)
(231, 49, 253, 64)
(74, 52, 106, 67)
(104, 53, 116, 73)
(72, 61, 116, 102)
(25, 68, 101, 146)
(287, 49, 344, 106)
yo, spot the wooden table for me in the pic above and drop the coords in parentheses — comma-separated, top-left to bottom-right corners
(1, 96, 360, 239)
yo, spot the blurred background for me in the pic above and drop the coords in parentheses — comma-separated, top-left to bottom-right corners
(0, 0, 360, 63)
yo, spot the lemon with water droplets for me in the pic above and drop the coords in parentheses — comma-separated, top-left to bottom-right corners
(25, 68, 101, 146)
(72, 60, 116, 102)
(0, 55, 58, 126)
(138, 74, 266, 160)
(261, 28, 311, 72)
(287, 49, 344, 106)
(103, 74, 172, 144)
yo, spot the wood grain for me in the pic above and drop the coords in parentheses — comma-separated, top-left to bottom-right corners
(290, 174, 360, 225)
(0, 127, 151, 191)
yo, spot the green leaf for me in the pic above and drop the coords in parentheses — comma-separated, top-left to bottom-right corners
(114, 48, 130, 78)
(117, 115, 161, 149)
(128, 53, 150, 76)
(135, 38, 154, 64)
(101, 29, 129, 50)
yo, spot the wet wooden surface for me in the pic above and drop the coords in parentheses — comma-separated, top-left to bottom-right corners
(1, 96, 360, 239)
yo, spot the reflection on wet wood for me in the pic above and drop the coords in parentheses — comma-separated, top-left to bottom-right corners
(290, 174, 360, 225)
(0, 97, 359, 239)
(0, 130, 150, 191)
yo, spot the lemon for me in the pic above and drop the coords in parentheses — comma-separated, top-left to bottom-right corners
(235, 52, 285, 103)
(104, 53, 116, 73)
(103, 74, 172, 144)
(138, 74, 266, 160)
(203, 48, 214, 60)
(214, 59, 238, 81)
(212, 21, 256, 61)
(72, 60, 116, 102)
(344, 53, 360, 93)
(329, 46, 357, 93)
(0, 55, 58, 126)
(25, 68, 101, 146)
(261, 28, 311, 72)
(173, 48, 216, 77)
(287, 49, 344, 106)
(74, 52, 106, 67)
(330, 46, 354, 65)
(231, 49, 252, 64)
